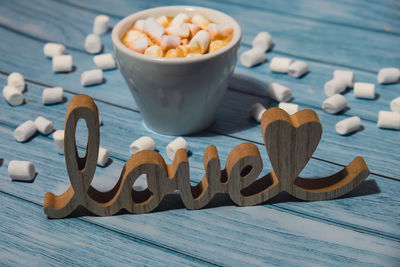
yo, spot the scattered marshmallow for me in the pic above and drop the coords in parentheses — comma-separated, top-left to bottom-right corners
(249, 103, 266, 123)
(53, 130, 64, 154)
(322, 94, 347, 114)
(324, 79, 347, 96)
(377, 111, 400, 130)
(93, 15, 110, 35)
(97, 146, 109, 166)
(42, 87, 64, 105)
(34, 116, 54, 135)
(143, 17, 165, 43)
(93, 53, 116, 70)
(252, 32, 272, 52)
(144, 45, 163, 57)
(8, 161, 35, 181)
(377, 68, 400, 84)
(335, 116, 361, 135)
(81, 69, 103, 86)
(266, 83, 292, 102)
(3, 86, 24, 106)
(129, 136, 156, 154)
(353, 82, 375, 99)
(390, 96, 400, 113)
(52, 55, 73, 73)
(333, 70, 354, 88)
(288, 61, 308, 78)
(7, 72, 25, 92)
(131, 38, 149, 53)
(240, 48, 267, 68)
(43, 43, 65, 58)
(279, 102, 299, 115)
(160, 35, 181, 51)
(85, 34, 102, 54)
(189, 30, 211, 54)
(166, 137, 188, 160)
(14, 120, 37, 142)
(270, 57, 292, 73)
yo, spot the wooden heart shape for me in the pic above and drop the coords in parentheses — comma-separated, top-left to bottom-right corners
(261, 108, 322, 190)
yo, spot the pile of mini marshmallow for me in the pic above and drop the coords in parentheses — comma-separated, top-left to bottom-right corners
(243, 32, 400, 135)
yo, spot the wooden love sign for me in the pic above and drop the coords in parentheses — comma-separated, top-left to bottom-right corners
(44, 95, 370, 218)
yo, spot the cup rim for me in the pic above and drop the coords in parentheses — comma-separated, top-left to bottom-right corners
(112, 5, 242, 64)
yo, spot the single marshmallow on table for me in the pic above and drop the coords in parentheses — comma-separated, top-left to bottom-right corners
(322, 94, 347, 114)
(3, 86, 24, 106)
(143, 17, 165, 43)
(34, 116, 54, 135)
(266, 83, 292, 102)
(279, 102, 299, 115)
(131, 38, 149, 53)
(377, 68, 400, 84)
(391, 96, 400, 113)
(377, 111, 400, 130)
(249, 103, 266, 123)
(335, 116, 361, 135)
(288, 61, 308, 78)
(129, 136, 156, 154)
(81, 69, 103, 86)
(85, 34, 102, 54)
(93, 15, 110, 35)
(240, 48, 266, 68)
(324, 79, 347, 96)
(160, 35, 181, 51)
(189, 30, 211, 54)
(8, 72, 25, 92)
(144, 45, 163, 57)
(166, 137, 188, 160)
(252, 32, 272, 52)
(14, 120, 37, 142)
(353, 82, 375, 99)
(97, 146, 109, 166)
(333, 70, 355, 88)
(52, 55, 73, 73)
(42, 87, 63, 105)
(8, 161, 35, 181)
(270, 57, 292, 73)
(53, 130, 64, 154)
(93, 53, 116, 70)
(43, 43, 65, 58)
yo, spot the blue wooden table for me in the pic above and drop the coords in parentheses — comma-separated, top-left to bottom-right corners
(0, 0, 399, 266)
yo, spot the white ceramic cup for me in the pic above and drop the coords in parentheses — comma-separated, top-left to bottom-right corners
(112, 6, 241, 135)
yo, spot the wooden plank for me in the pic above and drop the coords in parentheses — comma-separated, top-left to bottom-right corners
(0, 193, 211, 266)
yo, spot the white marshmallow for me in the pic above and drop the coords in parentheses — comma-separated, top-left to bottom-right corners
(377, 111, 400, 130)
(266, 83, 292, 102)
(353, 82, 375, 99)
(278, 102, 299, 115)
(93, 15, 110, 35)
(52, 55, 72, 73)
(166, 23, 190, 38)
(191, 13, 209, 28)
(85, 34, 102, 54)
(81, 69, 103, 86)
(160, 35, 181, 51)
(187, 23, 201, 37)
(335, 116, 361, 135)
(171, 13, 190, 26)
(34, 116, 54, 135)
(53, 130, 64, 154)
(270, 57, 292, 73)
(93, 53, 116, 70)
(7, 72, 25, 92)
(166, 137, 188, 160)
(143, 17, 165, 42)
(377, 68, 400, 84)
(240, 48, 267, 68)
(189, 30, 211, 54)
(288, 61, 308, 78)
(156, 15, 169, 28)
(132, 38, 148, 53)
(14, 120, 37, 142)
(322, 94, 347, 114)
(134, 19, 145, 31)
(390, 96, 400, 113)
(97, 146, 109, 166)
(99, 115, 103, 125)
(43, 43, 65, 58)
(3, 86, 24, 106)
(206, 23, 233, 41)
(333, 70, 355, 88)
(129, 136, 156, 154)
(324, 79, 347, 96)
(8, 161, 35, 181)
(42, 87, 63, 105)
(144, 45, 163, 57)
(252, 32, 272, 52)
(249, 103, 266, 123)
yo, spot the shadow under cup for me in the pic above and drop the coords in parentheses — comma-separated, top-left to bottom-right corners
(112, 6, 242, 135)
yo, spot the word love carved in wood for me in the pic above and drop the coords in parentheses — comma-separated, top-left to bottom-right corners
(44, 95, 370, 218)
